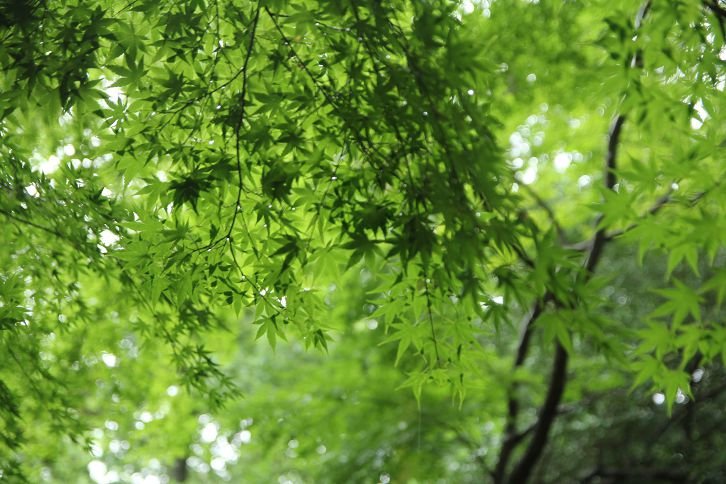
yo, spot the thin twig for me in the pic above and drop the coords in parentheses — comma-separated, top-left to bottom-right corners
(519, 183, 568, 244)
(226, 3, 261, 241)
(423, 274, 441, 366)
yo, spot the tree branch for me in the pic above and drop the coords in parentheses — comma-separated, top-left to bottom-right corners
(507, 343, 568, 483)
(493, 299, 547, 483)
(519, 183, 569, 244)
(502, 23, 641, 476)
(501, 8, 654, 475)
(226, 2, 260, 241)
(580, 466, 687, 483)
(506, 105, 627, 484)
(566, 186, 711, 251)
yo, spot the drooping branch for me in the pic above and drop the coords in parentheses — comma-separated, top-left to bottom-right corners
(505, 112, 627, 484)
(495, 2, 654, 479)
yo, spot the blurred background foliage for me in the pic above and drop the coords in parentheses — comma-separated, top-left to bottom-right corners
(0, 0, 725, 482)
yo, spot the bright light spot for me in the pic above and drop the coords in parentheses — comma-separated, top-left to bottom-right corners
(63, 144, 76, 157)
(492, 295, 504, 305)
(101, 353, 117, 368)
(91, 136, 101, 147)
(188, 457, 210, 474)
(280, 296, 287, 308)
(39, 155, 61, 174)
(526, 73, 537, 83)
(99, 230, 120, 246)
(553, 152, 572, 172)
(201, 422, 219, 443)
(511, 157, 524, 169)
(25, 184, 39, 197)
(379, 473, 391, 484)
(240, 418, 253, 428)
(366, 319, 379, 330)
(167, 385, 179, 397)
(316, 444, 327, 454)
(671, 182, 679, 191)
(134, 421, 144, 430)
(105, 85, 125, 104)
(675, 389, 686, 404)
(139, 411, 153, 423)
(509, 131, 531, 157)
(210, 457, 226, 472)
(288, 439, 299, 449)
(520, 165, 538, 185)
(691, 99, 709, 129)
(237, 429, 252, 444)
(101, 187, 114, 198)
(692, 368, 704, 382)
(105, 420, 119, 431)
(109, 440, 122, 454)
(467, 89, 475, 96)
(652, 392, 665, 405)
(577, 175, 591, 189)
(213, 436, 239, 462)
(90, 442, 103, 457)
(87, 460, 107, 483)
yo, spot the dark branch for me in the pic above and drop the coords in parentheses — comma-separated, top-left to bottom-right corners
(705, 0, 726, 19)
(580, 466, 687, 483)
(0, 207, 67, 240)
(226, 2, 261, 241)
(506, 109, 627, 484)
(519, 183, 568, 244)
(493, 299, 546, 483)
(503, 34, 637, 480)
(566, 187, 710, 251)
(507, 343, 568, 484)
(705, 0, 726, 38)
(585, 114, 624, 272)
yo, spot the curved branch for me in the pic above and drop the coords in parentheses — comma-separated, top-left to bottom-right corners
(506, 108, 628, 484)
(498, 0, 652, 474)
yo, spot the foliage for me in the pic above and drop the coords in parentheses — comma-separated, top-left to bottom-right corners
(0, 0, 725, 482)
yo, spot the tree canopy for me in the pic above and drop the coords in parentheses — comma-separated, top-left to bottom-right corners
(1, 0, 725, 482)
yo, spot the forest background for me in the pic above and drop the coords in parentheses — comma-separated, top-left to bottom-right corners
(1, 0, 725, 482)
